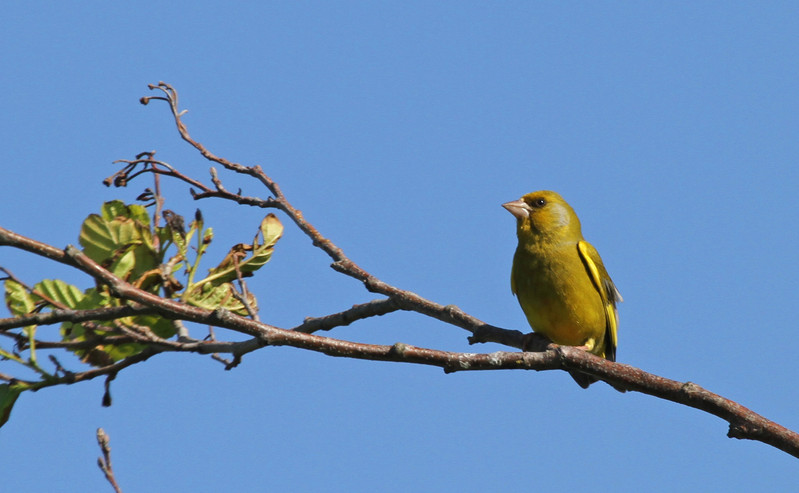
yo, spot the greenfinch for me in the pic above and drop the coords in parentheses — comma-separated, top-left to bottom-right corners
(503, 191, 621, 388)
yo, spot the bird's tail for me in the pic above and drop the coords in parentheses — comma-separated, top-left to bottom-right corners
(569, 369, 627, 392)
(568, 370, 597, 389)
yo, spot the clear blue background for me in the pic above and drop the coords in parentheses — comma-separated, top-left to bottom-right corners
(2, 2, 798, 491)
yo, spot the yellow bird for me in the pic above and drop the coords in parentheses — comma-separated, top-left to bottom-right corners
(503, 191, 621, 388)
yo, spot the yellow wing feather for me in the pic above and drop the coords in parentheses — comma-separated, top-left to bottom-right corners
(577, 241, 620, 361)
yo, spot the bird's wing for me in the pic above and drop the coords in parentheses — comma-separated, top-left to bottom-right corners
(577, 240, 621, 361)
(510, 269, 517, 295)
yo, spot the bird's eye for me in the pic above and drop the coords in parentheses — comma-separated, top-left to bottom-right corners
(532, 198, 547, 208)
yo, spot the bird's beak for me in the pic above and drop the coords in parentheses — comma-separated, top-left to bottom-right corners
(502, 199, 531, 220)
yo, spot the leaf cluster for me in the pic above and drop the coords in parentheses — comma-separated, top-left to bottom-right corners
(1, 200, 282, 425)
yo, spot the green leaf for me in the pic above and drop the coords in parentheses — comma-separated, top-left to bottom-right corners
(59, 288, 121, 365)
(34, 279, 84, 309)
(130, 315, 176, 339)
(80, 215, 144, 262)
(94, 342, 146, 363)
(4, 280, 36, 316)
(74, 287, 112, 310)
(171, 226, 188, 256)
(100, 200, 129, 221)
(79, 201, 159, 281)
(60, 288, 112, 340)
(109, 247, 137, 279)
(64, 318, 177, 366)
(259, 213, 283, 248)
(61, 315, 144, 366)
(202, 227, 214, 245)
(58, 288, 177, 366)
(201, 214, 283, 286)
(155, 226, 173, 250)
(124, 203, 151, 226)
(182, 215, 280, 314)
(186, 282, 257, 315)
(99, 200, 150, 225)
(0, 384, 22, 428)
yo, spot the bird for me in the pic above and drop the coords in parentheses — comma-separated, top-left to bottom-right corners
(503, 190, 621, 388)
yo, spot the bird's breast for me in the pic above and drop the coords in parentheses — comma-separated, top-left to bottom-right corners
(512, 244, 605, 350)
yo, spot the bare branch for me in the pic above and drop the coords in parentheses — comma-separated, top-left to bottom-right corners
(292, 298, 402, 334)
(14, 348, 160, 390)
(0, 331, 135, 351)
(0, 305, 156, 332)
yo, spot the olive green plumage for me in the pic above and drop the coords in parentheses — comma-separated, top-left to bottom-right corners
(503, 191, 621, 388)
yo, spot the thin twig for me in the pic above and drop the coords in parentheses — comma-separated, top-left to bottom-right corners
(292, 298, 402, 334)
(231, 254, 259, 321)
(96, 428, 123, 493)
(0, 331, 134, 352)
(0, 305, 157, 332)
(173, 320, 191, 341)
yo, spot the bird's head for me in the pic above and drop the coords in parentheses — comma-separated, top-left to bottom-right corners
(502, 190, 582, 242)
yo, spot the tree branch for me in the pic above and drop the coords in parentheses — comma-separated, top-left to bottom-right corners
(2, 224, 798, 456)
(0, 305, 156, 332)
(292, 298, 402, 334)
(0, 82, 795, 461)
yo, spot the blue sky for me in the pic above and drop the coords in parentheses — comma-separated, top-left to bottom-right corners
(2, 2, 799, 491)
